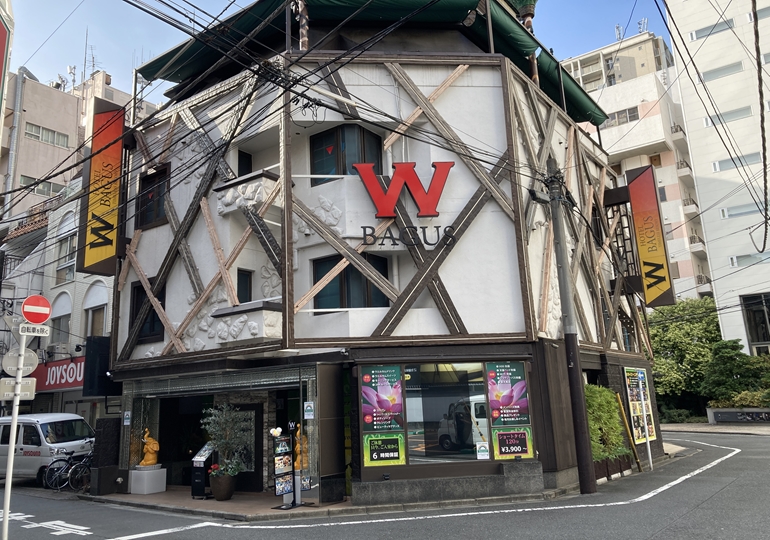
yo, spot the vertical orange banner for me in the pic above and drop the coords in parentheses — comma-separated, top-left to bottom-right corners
(627, 166, 675, 307)
(77, 104, 124, 275)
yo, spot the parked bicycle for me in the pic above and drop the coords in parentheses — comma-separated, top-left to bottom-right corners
(44, 442, 94, 492)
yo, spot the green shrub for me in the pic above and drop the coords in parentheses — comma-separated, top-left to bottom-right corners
(708, 390, 770, 408)
(660, 408, 691, 424)
(585, 385, 631, 462)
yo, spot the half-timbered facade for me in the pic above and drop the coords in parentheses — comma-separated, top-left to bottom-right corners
(112, 0, 663, 504)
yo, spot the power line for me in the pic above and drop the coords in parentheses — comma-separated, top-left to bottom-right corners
(21, 0, 88, 67)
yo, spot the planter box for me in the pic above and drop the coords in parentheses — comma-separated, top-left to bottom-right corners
(593, 455, 633, 482)
(706, 408, 770, 424)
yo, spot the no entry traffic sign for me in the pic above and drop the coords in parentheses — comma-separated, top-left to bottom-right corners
(21, 295, 51, 325)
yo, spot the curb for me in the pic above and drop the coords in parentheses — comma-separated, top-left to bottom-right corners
(78, 487, 580, 523)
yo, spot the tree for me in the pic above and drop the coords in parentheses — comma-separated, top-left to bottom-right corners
(700, 339, 770, 403)
(648, 297, 721, 412)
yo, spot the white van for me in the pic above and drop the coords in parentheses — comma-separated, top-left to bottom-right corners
(0, 413, 95, 485)
(436, 395, 489, 450)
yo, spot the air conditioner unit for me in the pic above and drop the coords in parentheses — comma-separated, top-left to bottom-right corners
(46, 343, 70, 357)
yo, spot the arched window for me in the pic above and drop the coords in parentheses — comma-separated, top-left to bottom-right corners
(50, 293, 72, 344)
(83, 281, 109, 337)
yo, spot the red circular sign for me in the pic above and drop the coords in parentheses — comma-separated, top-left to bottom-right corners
(21, 295, 52, 324)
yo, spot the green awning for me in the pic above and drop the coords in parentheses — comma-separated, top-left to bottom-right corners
(137, 0, 606, 125)
(536, 52, 608, 126)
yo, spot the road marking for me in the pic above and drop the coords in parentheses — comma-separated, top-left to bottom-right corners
(107, 439, 740, 538)
(22, 520, 92, 535)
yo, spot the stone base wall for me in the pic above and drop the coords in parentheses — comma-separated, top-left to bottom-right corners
(351, 461, 544, 506)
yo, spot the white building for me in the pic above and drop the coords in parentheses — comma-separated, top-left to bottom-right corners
(667, 0, 770, 353)
(563, 32, 712, 300)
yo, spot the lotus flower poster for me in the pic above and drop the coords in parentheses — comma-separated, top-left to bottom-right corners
(486, 361, 530, 426)
(360, 365, 404, 433)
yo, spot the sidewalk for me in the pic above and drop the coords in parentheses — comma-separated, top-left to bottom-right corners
(660, 422, 770, 436)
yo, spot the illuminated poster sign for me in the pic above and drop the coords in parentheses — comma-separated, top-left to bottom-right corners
(626, 166, 674, 307)
(77, 98, 125, 275)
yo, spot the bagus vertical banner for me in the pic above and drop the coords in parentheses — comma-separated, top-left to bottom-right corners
(77, 98, 125, 275)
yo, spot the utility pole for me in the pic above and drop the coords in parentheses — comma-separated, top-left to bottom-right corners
(546, 157, 597, 495)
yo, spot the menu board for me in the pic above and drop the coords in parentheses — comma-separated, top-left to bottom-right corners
(274, 455, 292, 475)
(486, 361, 530, 426)
(624, 368, 657, 444)
(273, 435, 293, 496)
(361, 365, 404, 433)
(275, 474, 293, 496)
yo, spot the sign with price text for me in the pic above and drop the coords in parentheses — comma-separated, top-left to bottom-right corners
(492, 427, 534, 460)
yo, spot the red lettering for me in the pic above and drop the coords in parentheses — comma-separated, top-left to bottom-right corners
(353, 162, 454, 218)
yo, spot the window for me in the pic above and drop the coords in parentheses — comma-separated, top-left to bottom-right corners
(51, 314, 71, 344)
(705, 106, 752, 126)
(0, 426, 9, 445)
(41, 418, 94, 444)
(22, 425, 41, 446)
(669, 261, 680, 279)
(24, 122, 68, 148)
(237, 269, 253, 304)
(689, 19, 734, 41)
(131, 280, 165, 343)
(742, 294, 770, 353)
(309, 125, 382, 186)
(700, 62, 743, 83)
(649, 154, 661, 167)
(600, 106, 639, 128)
(55, 235, 76, 285)
(606, 74, 616, 87)
(238, 150, 253, 178)
(720, 208, 729, 219)
(664, 223, 674, 240)
(86, 306, 105, 337)
(658, 186, 667, 202)
(750, 7, 770, 21)
(136, 168, 168, 229)
(712, 152, 761, 172)
(313, 253, 389, 311)
(19, 175, 64, 197)
(83, 281, 109, 337)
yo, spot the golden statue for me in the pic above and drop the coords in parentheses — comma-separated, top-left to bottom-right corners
(293, 426, 309, 471)
(139, 428, 160, 466)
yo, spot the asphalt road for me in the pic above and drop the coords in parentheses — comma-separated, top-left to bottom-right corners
(1, 432, 767, 539)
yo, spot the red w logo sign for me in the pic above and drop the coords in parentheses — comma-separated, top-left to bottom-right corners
(353, 162, 454, 218)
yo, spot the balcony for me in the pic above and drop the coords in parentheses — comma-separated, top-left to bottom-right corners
(696, 274, 713, 296)
(677, 160, 694, 187)
(3, 195, 62, 242)
(682, 198, 699, 216)
(689, 234, 707, 258)
(671, 124, 688, 153)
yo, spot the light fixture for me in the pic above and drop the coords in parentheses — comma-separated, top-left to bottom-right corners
(74, 344, 83, 353)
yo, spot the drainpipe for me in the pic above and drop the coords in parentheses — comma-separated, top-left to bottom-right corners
(3, 67, 39, 220)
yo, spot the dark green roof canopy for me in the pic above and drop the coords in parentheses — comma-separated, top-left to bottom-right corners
(138, 0, 606, 126)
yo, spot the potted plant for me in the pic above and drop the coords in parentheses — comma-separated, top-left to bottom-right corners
(200, 404, 252, 501)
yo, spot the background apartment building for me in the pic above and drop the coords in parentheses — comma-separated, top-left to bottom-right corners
(563, 32, 713, 301)
(667, 0, 770, 354)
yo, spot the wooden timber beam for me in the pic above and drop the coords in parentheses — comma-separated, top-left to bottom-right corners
(200, 199, 239, 306)
(125, 245, 186, 353)
(165, 198, 204, 298)
(241, 206, 282, 277)
(318, 63, 360, 119)
(133, 131, 155, 169)
(119, 76, 261, 363)
(385, 63, 518, 225)
(384, 64, 469, 151)
(294, 219, 394, 313)
(117, 231, 142, 292)
(372, 155, 509, 336)
(179, 107, 236, 182)
(160, 185, 283, 356)
(159, 112, 179, 164)
(292, 197, 399, 302)
(374, 174, 468, 335)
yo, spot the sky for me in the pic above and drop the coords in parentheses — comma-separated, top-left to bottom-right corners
(7, 0, 670, 102)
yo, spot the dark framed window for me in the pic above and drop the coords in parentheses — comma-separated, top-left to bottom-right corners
(237, 269, 253, 304)
(131, 280, 165, 343)
(313, 253, 389, 311)
(742, 294, 770, 354)
(309, 125, 382, 186)
(238, 150, 253, 177)
(137, 167, 168, 229)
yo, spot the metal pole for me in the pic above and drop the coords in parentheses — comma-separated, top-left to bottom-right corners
(485, 0, 495, 54)
(638, 371, 653, 471)
(2, 334, 26, 540)
(546, 157, 597, 495)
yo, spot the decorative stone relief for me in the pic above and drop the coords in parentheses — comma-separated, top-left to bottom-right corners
(143, 347, 162, 358)
(312, 195, 343, 236)
(216, 179, 275, 215)
(174, 139, 205, 185)
(261, 265, 282, 298)
(263, 311, 282, 339)
(229, 315, 248, 339)
(217, 320, 230, 340)
(192, 338, 206, 351)
(248, 321, 260, 336)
